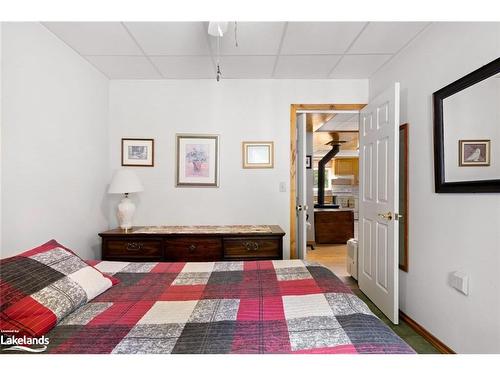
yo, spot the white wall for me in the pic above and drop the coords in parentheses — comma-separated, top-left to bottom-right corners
(370, 22, 500, 353)
(108, 79, 368, 258)
(1, 23, 109, 259)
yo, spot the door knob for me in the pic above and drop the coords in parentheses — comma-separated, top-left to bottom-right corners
(377, 212, 393, 221)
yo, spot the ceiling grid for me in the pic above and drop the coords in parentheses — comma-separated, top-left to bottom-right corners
(42, 22, 430, 80)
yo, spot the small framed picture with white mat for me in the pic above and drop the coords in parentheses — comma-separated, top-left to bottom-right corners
(121, 138, 154, 167)
(242, 141, 274, 169)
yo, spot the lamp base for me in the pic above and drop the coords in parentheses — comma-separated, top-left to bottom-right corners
(117, 195, 136, 230)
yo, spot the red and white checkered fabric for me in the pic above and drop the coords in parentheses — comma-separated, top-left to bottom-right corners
(0, 240, 118, 338)
(28, 259, 414, 354)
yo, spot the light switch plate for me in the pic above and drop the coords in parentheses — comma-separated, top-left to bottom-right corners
(450, 271, 469, 295)
(279, 182, 287, 192)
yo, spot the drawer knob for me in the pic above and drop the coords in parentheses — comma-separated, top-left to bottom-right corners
(126, 242, 143, 251)
(243, 241, 259, 252)
(188, 244, 197, 252)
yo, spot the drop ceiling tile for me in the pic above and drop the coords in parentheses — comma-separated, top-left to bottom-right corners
(274, 55, 341, 78)
(85, 56, 162, 79)
(150, 56, 214, 79)
(209, 22, 286, 55)
(218, 56, 276, 78)
(281, 22, 366, 55)
(329, 55, 391, 78)
(43, 22, 142, 56)
(124, 22, 210, 55)
(348, 22, 429, 54)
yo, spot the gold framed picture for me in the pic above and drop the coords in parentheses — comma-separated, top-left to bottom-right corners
(242, 141, 274, 169)
(459, 140, 491, 167)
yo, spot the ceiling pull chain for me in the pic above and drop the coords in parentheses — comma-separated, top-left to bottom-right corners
(216, 64, 222, 82)
(234, 22, 238, 48)
(208, 22, 229, 82)
(216, 35, 222, 82)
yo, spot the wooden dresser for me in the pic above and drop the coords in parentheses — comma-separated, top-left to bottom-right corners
(99, 225, 285, 262)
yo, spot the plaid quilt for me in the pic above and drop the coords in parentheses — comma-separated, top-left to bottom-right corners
(38, 260, 414, 354)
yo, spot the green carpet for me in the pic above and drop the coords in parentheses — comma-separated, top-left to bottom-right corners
(351, 288, 441, 354)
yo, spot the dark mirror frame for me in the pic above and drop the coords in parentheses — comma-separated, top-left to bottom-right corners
(433, 57, 500, 193)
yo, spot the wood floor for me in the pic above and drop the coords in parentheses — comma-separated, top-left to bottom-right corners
(306, 243, 357, 287)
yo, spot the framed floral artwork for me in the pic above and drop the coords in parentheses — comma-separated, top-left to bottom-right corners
(121, 138, 154, 167)
(176, 134, 219, 187)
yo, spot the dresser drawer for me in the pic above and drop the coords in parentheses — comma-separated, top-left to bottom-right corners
(103, 239, 162, 260)
(223, 238, 281, 260)
(164, 237, 222, 262)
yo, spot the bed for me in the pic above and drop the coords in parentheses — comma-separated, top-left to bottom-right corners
(38, 259, 414, 354)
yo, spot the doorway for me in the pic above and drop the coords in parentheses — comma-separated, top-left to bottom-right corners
(290, 83, 401, 323)
(289, 104, 365, 260)
(291, 105, 363, 283)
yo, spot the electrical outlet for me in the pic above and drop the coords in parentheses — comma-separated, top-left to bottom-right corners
(279, 182, 287, 192)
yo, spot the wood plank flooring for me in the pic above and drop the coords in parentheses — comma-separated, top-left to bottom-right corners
(306, 244, 356, 287)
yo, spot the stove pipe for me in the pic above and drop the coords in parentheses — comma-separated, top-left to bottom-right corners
(317, 144, 340, 206)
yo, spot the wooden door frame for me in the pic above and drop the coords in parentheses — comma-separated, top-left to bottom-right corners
(289, 103, 366, 259)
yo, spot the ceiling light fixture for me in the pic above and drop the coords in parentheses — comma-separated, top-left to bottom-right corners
(207, 22, 228, 37)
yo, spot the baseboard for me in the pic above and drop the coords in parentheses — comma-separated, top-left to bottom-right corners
(399, 310, 455, 354)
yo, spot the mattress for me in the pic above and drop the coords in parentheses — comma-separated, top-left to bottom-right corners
(41, 259, 414, 354)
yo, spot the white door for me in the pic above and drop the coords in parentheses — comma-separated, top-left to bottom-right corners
(358, 83, 400, 324)
(296, 113, 307, 260)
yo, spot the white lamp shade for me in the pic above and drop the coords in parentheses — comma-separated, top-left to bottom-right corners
(108, 169, 144, 194)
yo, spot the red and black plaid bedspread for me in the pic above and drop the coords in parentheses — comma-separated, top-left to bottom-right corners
(42, 260, 414, 354)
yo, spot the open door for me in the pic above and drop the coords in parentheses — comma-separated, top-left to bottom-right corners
(358, 83, 400, 324)
(295, 113, 307, 260)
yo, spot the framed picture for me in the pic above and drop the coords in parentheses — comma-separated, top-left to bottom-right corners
(176, 134, 219, 187)
(306, 155, 312, 169)
(242, 141, 274, 169)
(121, 138, 154, 167)
(459, 140, 490, 167)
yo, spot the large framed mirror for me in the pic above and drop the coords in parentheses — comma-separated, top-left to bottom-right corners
(433, 57, 500, 193)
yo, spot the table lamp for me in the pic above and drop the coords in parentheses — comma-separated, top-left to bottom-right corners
(108, 169, 144, 230)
